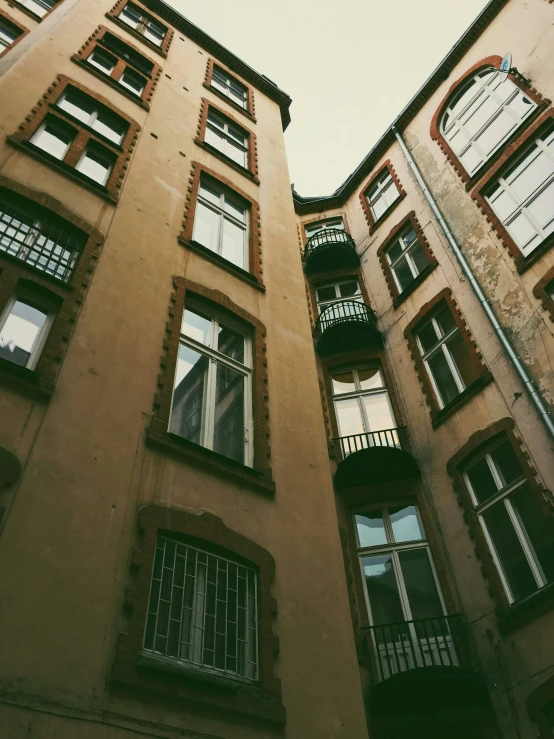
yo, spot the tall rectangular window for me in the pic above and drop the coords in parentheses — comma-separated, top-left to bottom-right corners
(204, 110, 248, 168)
(169, 304, 252, 465)
(211, 66, 248, 109)
(0, 292, 54, 369)
(386, 225, 431, 293)
(366, 171, 400, 221)
(119, 3, 167, 46)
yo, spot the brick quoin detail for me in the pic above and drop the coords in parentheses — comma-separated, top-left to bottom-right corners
(106, 0, 173, 57)
(7, 75, 141, 203)
(404, 288, 493, 427)
(533, 265, 554, 323)
(195, 97, 259, 183)
(147, 277, 273, 494)
(377, 211, 439, 308)
(0, 175, 103, 398)
(111, 504, 285, 725)
(0, 10, 29, 60)
(471, 109, 554, 273)
(7, 0, 63, 22)
(204, 57, 256, 124)
(359, 160, 406, 235)
(430, 55, 550, 189)
(72, 25, 162, 110)
(179, 161, 264, 290)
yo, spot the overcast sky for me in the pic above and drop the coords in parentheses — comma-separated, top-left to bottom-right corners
(169, 0, 491, 197)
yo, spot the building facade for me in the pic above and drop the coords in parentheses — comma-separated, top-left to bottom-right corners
(0, 0, 552, 738)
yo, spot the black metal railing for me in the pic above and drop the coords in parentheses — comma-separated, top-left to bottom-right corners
(361, 615, 479, 684)
(333, 427, 409, 459)
(304, 228, 356, 259)
(314, 300, 377, 338)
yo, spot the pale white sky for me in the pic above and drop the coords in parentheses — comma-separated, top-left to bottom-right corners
(169, 0, 491, 196)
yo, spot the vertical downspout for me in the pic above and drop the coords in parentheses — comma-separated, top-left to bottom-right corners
(392, 126, 554, 442)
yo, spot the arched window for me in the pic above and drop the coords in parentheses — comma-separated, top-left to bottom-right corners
(440, 67, 536, 176)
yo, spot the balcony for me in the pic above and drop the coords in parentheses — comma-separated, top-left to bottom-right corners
(315, 300, 382, 356)
(304, 228, 360, 274)
(333, 428, 419, 487)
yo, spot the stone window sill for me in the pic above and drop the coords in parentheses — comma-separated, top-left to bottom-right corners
(392, 262, 439, 308)
(498, 582, 554, 636)
(431, 373, 494, 429)
(138, 652, 246, 692)
(178, 238, 265, 291)
(194, 139, 259, 184)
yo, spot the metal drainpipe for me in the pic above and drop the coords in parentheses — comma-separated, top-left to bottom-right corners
(392, 126, 554, 441)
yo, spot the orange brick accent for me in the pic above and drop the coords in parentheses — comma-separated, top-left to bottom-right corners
(533, 265, 554, 323)
(359, 160, 406, 235)
(106, 0, 173, 57)
(204, 57, 256, 124)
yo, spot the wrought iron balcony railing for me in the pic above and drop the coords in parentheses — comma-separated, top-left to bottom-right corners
(315, 299, 377, 336)
(333, 427, 409, 459)
(304, 228, 359, 274)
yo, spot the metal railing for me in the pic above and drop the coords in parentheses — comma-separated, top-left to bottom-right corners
(333, 427, 408, 459)
(361, 615, 478, 684)
(304, 228, 357, 259)
(314, 300, 377, 338)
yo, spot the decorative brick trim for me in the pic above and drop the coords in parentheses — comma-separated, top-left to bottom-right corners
(0, 10, 29, 59)
(146, 278, 273, 493)
(377, 211, 439, 307)
(527, 674, 554, 739)
(533, 265, 554, 322)
(403, 288, 493, 427)
(446, 418, 554, 630)
(179, 161, 264, 290)
(204, 58, 256, 124)
(106, 0, 173, 57)
(72, 25, 162, 110)
(359, 160, 406, 235)
(194, 97, 259, 184)
(6, 0, 63, 22)
(111, 504, 285, 725)
(430, 55, 549, 189)
(0, 175, 103, 397)
(7, 75, 140, 203)
(471, 109, 554, 273)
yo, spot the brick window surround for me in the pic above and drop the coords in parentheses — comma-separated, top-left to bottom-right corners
(430, 55, 549, 190)
(533, 265, 554, 323)
(179, 161, 264, 291)
(204, 58, 256, 124)
(195, 98, 259, 184)
(471, 109, 554, 274)
(0, 10, 29, 60)
(359, 160, 406, 235)
(7, 0, 62, 23)
(0, 176, 103, 398)
(72, 25, 162, 110)
(447, 418, 554, 634)
(404, 288, 493, 428)
(7, 75, 140, 203)
(527, 674, 554, 739)
(112, 504, 284, 726)
(146, 278, 274, 495)
(377, 211, 439, 308)
(106, 0, 173, 57)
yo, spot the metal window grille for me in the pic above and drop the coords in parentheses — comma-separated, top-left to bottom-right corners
(143, 537, 259, 683)
(0, 191, 86, 282)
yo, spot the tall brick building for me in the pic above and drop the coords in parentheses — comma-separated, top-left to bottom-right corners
(0, 0, 553, 737)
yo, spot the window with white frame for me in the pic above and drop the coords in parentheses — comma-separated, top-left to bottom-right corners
(416, 304, 476, 408)
(30, 118, 75, 160)
(464, 438, 554, 603)
(366, 171, 401, 222)
(211, 66, 248, 110)
(143, 535, 258, 682)
(88, 47, 118, 74)
(0, 18, 22, 51)
(440, 68, 536, 177)
(56, 90, 128, 144)
(119, 3, 166, 46)
(385, 225, 432, 293)
(192, 179, 249, 269)
(316, 279, 363, 328)
(85, 41, 149, 98)
(18, 0, 57, 18)
(204, 110, 248, 168)
(169, 303, 252, 465)
(485, 128, 554, 257)
(119, 67, 146, 96)
(305, 218, 345, 240)
(0, 291, 55, 369)
(75, 143, 115, 185)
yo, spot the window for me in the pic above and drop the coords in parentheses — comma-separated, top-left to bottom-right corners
(0, 17, 23, 51)
(143, 535, 258, 683)
(204, 110, 248, 168)
(57, 90, 127, 144)
(88, 47, 117, 74)
(119, 67, 145, 96)
(0, 292, 54, 369)
(464, 439, 554, 603)
(30, 118, 74, 160)
(316, 279, 361, 313)
(169, 304, 252, 465)
(385, 225, 432, 293)
(485, 128, 554, 257)
(416, 304, 476, 408)
(211, 65, 248, 110)
(332, 367, 398, 447)
(440, 68, 536, 177)
(305, 218, 345, 240)
(119, 3, 166, 46)
(17, 0, 56, 18)
(75, 144, 115, 185)
(366, 171, 401, 222)
(192, 179, 249, 269)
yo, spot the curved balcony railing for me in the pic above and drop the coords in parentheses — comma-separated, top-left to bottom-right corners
(333, 427, 407, 459)
(304, 229, 360, 274)
(314, 300, 381, 355)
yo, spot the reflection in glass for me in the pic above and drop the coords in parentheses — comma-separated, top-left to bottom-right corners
(214, 362, 244, 463)
(355, 512, 387, 548)
(193, 202, 220, 253)
(511, 484, 554, 586)
(331, 370, 356, 395)
(362, 553, 404, 626)
(466, 457, 498, 504)
(390, 506, 422, 543)
(362, 393, 395, 432)
(0, 299, 48, 367)
(398, 549, 443, 622)
(169, 345, 208, 445)
(218, 323, 244, 362)
(222, 218, 244, 267)
(335, 397, 364, 437)
(182, 308, 211, 345)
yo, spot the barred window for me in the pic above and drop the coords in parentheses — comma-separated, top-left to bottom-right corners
(143, 536, 259, 683)
(0, 190, 86, 282)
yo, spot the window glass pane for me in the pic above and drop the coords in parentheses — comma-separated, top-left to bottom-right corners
(445, 331, 475, 388)
(355, 512, 387, 548)
(89, 49, 117, 73)
(527, 180, 554, 231)
(387, 241, 404, 263)
(381, 181, 400, 209)
(509, 149, 554, 202)
(428, 350, 460, 406)
(331, 370, 356, 395)
(447, 76, 482, 120)
(390, 506, 422, 543)
(435, 306, 457, 335)
(205, 126, 224, 153)
(401, 227, 417, 248)
(58, 93, 93, 124)
(335, 397, 364, 436)
(490, 440, 523, 487)
(489, 187, 517, 221)
(0, 22, 19, 47)
(418, 321, 439, 353)
(199, 183, 220, 207)
(393, 256, 415, 291)
(226, 139, 247, 167)
(316, 285, 337, 302)
(32, 123, 73, 159)
(208, 113, 225, 130)
(120, 69, 145, 95)
(182, 308, 211, 345)
(224, 197, 246, 222)
(144, 23, 164, 45)
(362, 554, 405, 625)
(221, 219, 245, 268)
(398, 549, 444, 620)
(339, 281, 360, 298)
(482, 502, 538, 601)
(511, 484, 554, 585)
(462, 93, 502, 136)
(371, 194, 388, 220)
(466, 457, 498, 504)
(362, 393, 395, 432)
(170, 345, 208, 445)
(93, 112, 126, 144)
(460, 144, 483, 174)
(507, 212, 538, 249)
(121, 5, 141, 28)
(76, 148, 113, 185)
(218, 323, 244, 363)
(213, 362, 245, 463)
(193, 202, 220, 253)
(475, 109, 515, 155)
(358, 367, 384, 391)
(410, 241, 430, 275)
(0, 299, 47, 367)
